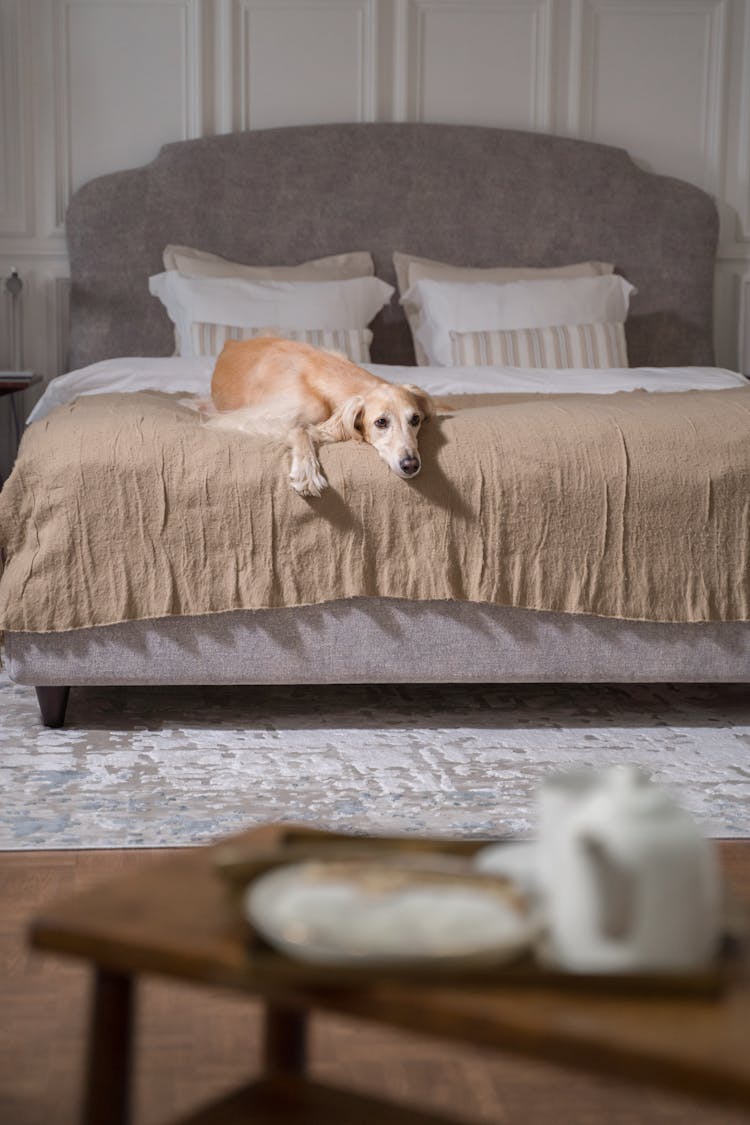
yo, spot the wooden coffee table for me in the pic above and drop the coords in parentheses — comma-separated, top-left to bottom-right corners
(29, 823, 750, 1125)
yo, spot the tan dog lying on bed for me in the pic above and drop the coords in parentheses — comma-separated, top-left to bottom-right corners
(206, 336, 434, 497)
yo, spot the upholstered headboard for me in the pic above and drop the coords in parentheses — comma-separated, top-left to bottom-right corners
(66, 123, 718, 370)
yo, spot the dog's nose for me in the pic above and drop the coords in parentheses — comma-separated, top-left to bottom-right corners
(399, 456, 421, 477)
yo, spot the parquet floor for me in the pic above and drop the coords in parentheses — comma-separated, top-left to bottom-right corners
(2, 844, 749, 1125)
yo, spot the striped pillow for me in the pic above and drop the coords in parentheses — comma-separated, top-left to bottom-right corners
(190, 324, 373, 362)
(450, 322, 628, 369)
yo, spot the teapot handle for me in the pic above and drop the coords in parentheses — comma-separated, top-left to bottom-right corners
(579, 833, 636, 940)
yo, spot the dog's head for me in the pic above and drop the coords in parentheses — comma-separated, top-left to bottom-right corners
(326, 384, 434, 479)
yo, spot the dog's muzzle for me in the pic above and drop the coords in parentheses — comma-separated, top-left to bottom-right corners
(399, 455, 421, 477)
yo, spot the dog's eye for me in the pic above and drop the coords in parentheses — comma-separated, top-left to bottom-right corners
(409, 414, 421, 427)
(374, 416, 389, 429)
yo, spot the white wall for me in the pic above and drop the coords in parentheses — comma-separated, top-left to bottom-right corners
(1, 0, 750, 469)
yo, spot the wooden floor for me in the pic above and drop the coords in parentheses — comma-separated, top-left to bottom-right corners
(2, 844, 750, 1125)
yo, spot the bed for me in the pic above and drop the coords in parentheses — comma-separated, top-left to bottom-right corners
(2, 122, 749, 728)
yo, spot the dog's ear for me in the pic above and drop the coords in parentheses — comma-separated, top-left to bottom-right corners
(318, 395, 365, 443)
(401, 384, 434, 422)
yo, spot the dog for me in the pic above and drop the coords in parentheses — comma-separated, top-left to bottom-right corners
(203, 336, 435, 497)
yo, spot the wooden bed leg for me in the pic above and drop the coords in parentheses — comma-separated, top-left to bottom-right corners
(35, 685, 70, 728)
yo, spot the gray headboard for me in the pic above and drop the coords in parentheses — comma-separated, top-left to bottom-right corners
(66, 123, 718, 370)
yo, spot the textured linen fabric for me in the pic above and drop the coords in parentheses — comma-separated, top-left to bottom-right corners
(395, 254, 614, 364)
(451, 323, 628, 368)
(189, 324, 372, 361)
(2, 388, 750, 633)
(65, 123, 718, 370)
(7, 602, 750, 685)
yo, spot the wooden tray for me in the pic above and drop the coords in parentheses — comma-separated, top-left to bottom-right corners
(213, 826, 746, 997)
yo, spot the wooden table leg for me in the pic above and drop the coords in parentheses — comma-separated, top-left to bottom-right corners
(82, 968, 134, 1125)
(262, 1003, 308, 1076)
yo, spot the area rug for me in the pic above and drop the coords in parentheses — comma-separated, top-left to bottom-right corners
(1, 670, 749, 849)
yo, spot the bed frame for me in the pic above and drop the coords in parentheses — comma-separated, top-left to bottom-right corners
(7, 122, 746, 729)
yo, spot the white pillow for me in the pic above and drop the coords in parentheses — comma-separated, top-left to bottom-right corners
(394, 254, 615, 364)
(149, 271, 394, 358)
(403, 275, 636, 367)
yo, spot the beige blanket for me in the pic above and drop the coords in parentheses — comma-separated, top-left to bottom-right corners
(1, 388, 749, 632)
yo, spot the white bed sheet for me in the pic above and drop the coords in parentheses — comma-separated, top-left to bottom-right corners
(27, 357, 748, 424)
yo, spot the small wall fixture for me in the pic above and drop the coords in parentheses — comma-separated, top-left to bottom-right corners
(4, 269, 23, 371)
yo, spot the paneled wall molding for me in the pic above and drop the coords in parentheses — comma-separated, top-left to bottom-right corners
(396, 0, 554, 131)
(1, 0, 749, 387)
(0, 0, 33, 237)
(568, 0, 729, 199)
(237, 0, 378, 130)
(0, 256, 71, 375)
(0, 239, 70, 260)
(724, 0, 750, 243)
(0, 259, 70, 478)
(50, 0, 204, 234)
(719, 241, 750, 259)
(738, 270, 750, 375)
(214, 0, 235, 132)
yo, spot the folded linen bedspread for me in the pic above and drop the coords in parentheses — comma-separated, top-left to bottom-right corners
(1, 388, 749, 632)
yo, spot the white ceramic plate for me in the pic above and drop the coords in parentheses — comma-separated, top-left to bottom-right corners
(244, 860, 536, 968)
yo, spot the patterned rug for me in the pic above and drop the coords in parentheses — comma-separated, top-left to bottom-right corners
(1, 670, 749, 849)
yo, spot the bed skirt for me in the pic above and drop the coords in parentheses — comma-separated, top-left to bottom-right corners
(6, 599, 750, 686)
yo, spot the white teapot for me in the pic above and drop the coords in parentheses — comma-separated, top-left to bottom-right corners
(540, 766, 721, 972)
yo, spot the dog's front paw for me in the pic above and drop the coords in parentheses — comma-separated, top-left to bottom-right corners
(290, 461, 328, 497)
(291, 476, 327, 498)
